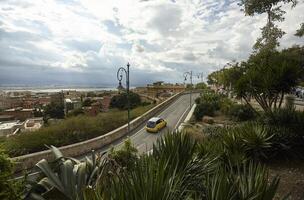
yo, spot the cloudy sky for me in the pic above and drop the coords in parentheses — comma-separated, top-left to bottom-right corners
(0, 0, 303, 87)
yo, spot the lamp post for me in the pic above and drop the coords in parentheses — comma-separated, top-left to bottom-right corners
(184, 71, 193, 108)
(197, 72, 204, 83)
(117, 63, 130, 134)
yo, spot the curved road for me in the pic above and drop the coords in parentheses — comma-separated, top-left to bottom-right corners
(16, 93, 199, 179)
(106, 93, 199, 154)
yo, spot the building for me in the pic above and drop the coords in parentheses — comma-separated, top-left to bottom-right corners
(50, 92, 64, 105)
(84, 102, 102, 117)
(1, 107, 34, 121)
(100, 96, 111, 112)
(146, 81, 185, 98)
(0, 121, 24, 137)
(63, 90, 81, 99)
(0, 115, 15, 122)
(23, 117, 43, 132)
(64, 98, 82, 114)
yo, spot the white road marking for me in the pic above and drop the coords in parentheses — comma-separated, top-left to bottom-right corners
(174, 105, 190, 130)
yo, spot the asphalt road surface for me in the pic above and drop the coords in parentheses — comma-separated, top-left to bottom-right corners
(112, 93, 199, 154)
(16, 93, 199, 180)
(86, 93, 199, 157)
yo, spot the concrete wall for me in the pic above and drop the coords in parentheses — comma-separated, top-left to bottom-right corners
(12, 93, 182, 172)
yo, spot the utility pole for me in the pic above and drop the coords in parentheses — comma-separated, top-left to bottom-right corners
(117, 63, 130, 134)
(184, 71, 193, 108)
(197, 72, 204, 83)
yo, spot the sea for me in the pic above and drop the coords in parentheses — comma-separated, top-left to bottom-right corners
(0, 85, 119, 93)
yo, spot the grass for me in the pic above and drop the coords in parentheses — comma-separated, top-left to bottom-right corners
(1, 105, 154, 157)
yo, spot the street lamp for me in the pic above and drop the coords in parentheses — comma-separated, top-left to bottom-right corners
(184, 71, 193, 108)
(117, 63, 130, 134)
(197, 72, 204, 83)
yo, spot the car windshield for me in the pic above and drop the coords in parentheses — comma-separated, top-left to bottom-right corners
(147, 121, 156, 128)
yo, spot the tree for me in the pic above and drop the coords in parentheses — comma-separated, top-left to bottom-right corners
(239, 0, 297, 53)
(110, 92, 141, 110)
(82, 98, 95, 107)
(44, 102, 65, 119)
(195, 82, 207, 90)
(234, 47, 303, 113)
(66, 108, 84, 118)
(295, 23, 304, 37)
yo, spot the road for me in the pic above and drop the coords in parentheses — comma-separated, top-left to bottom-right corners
(108, 93, 199, 154)
(16, 93, 199, 180)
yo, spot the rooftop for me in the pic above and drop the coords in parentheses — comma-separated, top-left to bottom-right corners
(0, 121, 22, 130)
(148, 117, 161, 122)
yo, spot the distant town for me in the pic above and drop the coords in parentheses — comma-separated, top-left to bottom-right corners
(0, 81, 186, 137)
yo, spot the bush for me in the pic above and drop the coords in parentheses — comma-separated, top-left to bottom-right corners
(258, 107, 304, 159)
(195, 92, 240, 121)
(110, 92, 141, 110)
(229, 104, 256, 121)
(198, 123, 275, 163)
(2, 105, 153, 157)
(194, 102, 216, 120)
(66, 108, 84, 118)
(262, 107, 304, 136)
(196, 92, 222, 110)
(44, 102, 64, 119)
(219, 97, 234, 115)
(0, 150, 22, 200)
(24, 132, 280, 200)
(109, 139, 138, 170)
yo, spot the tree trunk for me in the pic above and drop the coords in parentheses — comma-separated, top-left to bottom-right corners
(278, 92, 284, 108)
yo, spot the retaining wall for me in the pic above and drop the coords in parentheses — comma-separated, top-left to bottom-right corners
(12, 93, 182, 172)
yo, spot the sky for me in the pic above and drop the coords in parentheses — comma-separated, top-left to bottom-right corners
(0, 0, 303, 87)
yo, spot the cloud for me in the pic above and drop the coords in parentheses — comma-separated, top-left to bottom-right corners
(0, 0, 303, 86)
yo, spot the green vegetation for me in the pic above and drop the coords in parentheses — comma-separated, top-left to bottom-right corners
(1, 105, 153, 157)
(66, 108, 85, 118)
(25, 133, 280, 200)
(193, 91, 255, 122)
(108, 139, 138, 170)
(44, 102, 65, 119)
(195, 82, 208, 90)
(228, 104, 256, 121)
(82, 98, 96, 107)
(0, 149, 22, 200)
(296, 23, 304, 37)
(110, 91, 141, 110)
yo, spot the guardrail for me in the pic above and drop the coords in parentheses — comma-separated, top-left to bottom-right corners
(12, 92, 183, 172)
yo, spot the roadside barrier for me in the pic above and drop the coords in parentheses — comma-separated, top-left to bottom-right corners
(12, 92, 183, 172)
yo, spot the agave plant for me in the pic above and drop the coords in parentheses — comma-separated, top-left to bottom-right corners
(239, 123, 273, 161)
(24, 146, 106, 200)
(152, 132, 198, 173)
(203, 162, 280, 200)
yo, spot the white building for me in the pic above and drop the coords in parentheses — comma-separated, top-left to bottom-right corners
(23, 118, 43, 132)
(0, 121, 24, 137)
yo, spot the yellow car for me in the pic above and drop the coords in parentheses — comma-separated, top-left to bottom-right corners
(145, 117, 167, 133)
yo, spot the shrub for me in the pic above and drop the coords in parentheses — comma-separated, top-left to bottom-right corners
(66, 108, 84, 117)
(44, 102, 64, 119)
(259, 107, 304, 159)
(196, 92, 222, 110)
(219, 97, 235, 115)
(262, 107, 304, 136)
(110, 92, 141, 110)
(109, 139, 138, 170)
(229, 104, 256, 121)
(3, 105, 153, 157)
(24, 146, 107, 200)
(0, 150, 22, 200)
(23, 132, 280, 200)
(199, 123, 274, 163)
(194, 102, 216, 120)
